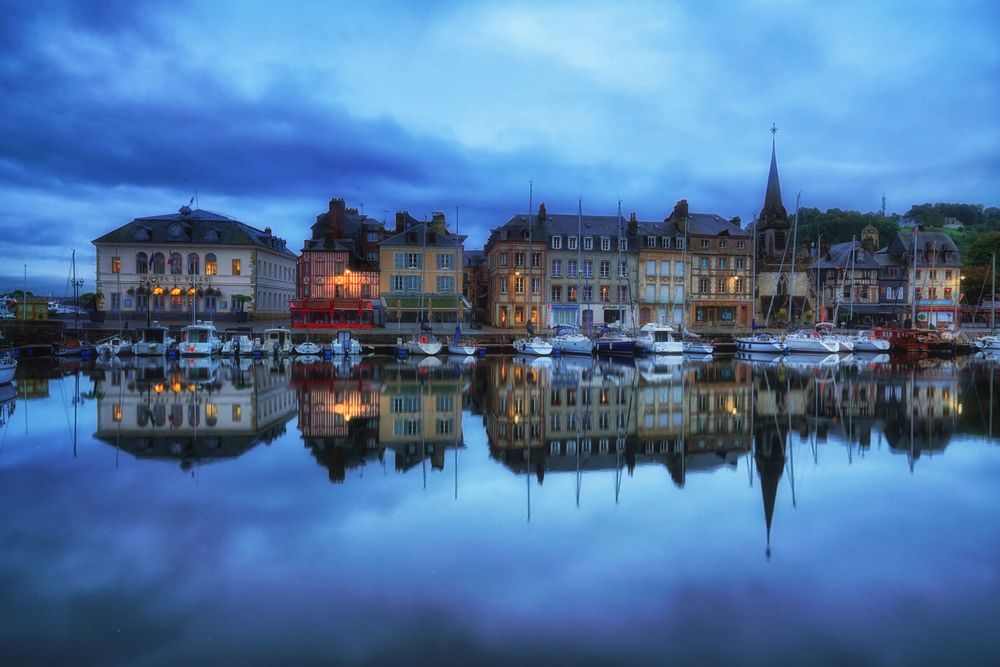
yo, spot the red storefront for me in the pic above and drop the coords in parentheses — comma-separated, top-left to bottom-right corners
(290, 250, 380, 328)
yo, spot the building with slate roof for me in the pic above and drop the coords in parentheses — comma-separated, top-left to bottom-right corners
(92, 204, 297, 322)
(636, 217, 686, 327)
(379, 211, 470, 324)
(486, 204, 640, 331)
(809, 226, 884, 323)
(290, 198, 384, 328)
(753, 130, 811, 325)
(666, 200, 754, 328)
(884, 227, 963, 327)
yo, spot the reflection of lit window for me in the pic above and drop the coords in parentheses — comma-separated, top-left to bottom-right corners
(206, 403, 218, 426)
(113, 404, 122, 422)
(232, 404, 241, 421)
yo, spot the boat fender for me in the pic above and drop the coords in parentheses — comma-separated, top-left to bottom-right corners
(419, 335, 428, 344)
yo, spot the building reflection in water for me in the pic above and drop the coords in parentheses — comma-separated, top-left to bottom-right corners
(93, 356, 296, 471)
(294, 356, 466, 485)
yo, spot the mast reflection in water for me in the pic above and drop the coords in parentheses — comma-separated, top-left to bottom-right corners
(0, 353, 997, 666)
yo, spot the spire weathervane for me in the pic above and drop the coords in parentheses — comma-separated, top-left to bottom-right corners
(770, 122, 778, 136)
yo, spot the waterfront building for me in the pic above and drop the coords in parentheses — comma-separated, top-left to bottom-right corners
(461, 250, 489, 326)
(92, 205, 297, 321)
(636, 217, 685, 326)
(486, 204, 639, 331)
(883, 228, 962, 327)
(666, 200, 753, 328)
(379, 211, 469, 324)
(754, 130, 811, 325)
(290, 198, 383, 328)
(809, 226, 884, 324)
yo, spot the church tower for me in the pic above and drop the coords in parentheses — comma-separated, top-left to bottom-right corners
(756, 124, 790, 269)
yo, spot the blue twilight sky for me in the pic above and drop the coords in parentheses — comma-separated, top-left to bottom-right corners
(1, 0, 998, 294)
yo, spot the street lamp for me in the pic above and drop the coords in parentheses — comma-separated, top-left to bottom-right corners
(187, 276, 205, 324)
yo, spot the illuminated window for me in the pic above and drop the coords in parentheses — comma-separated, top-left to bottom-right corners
(206, 403, 218, 426)
(232, 404, 242, 421)
(232, 259, 241, 276)
(113, 404, 122, 422)
(111, 256, 121, 274)
(205, 253, 217, 275)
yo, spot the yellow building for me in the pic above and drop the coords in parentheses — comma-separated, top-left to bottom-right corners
(379, 211, 470, 324)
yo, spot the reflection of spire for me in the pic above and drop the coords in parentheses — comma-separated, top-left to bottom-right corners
(755, 419, 786, 561)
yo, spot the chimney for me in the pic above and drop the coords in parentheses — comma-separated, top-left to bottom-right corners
(628, 211, 638, 237)
(328, 198, 346, 239)
(538, 203, 547, 225)
(431, 211, 447, 233)
(395, 211, 407, 234)
(671, 199, 689, 221)
(263, 226, 272, 235)
(730, 215, 741, 226)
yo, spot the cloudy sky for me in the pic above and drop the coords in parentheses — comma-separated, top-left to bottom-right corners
(2, 0, 997, 293)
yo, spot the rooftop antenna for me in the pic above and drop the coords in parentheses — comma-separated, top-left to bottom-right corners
(360, 202, 365, 215)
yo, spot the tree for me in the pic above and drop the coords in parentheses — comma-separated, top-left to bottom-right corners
(965, 232, 1000, 267)
(232, 294, 253, 312)
(79, 291, 103, 311)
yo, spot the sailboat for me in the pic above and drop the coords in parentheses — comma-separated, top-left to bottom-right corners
(401, 217, 444, 356)
(0, 338, 16, 385)
(976, 252, 1000, 351)
(512, 183, 553, 357)
(550, 200, 595, 355)
(447, 325, 479, 356)
(593, 201, 637, 356)
(54, 249, 95, 357)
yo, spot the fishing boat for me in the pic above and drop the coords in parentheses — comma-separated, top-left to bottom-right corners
(549, 324, 594, 355)
(882, 328, 930, 354)
(262, 328, 295, 355)
(53, 336, 95, 357)
(635, 322, 683, 355)
(0, 347, 16, 385)
(734, 332, 786, 354)
(294, 340, 324, 355)
(221, 333, 258, 356)
(403, 332, 443, 356)
(784, 328, 841, 354)
(179, 321, 222, 356)
(447, 326, 479, 356)
(133, 324, 172, 356)
(330, 330, 363, 356)
(853, 329, 891, 352)
(96, 335, 132, 357)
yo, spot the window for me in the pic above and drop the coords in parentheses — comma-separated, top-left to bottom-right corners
(152, 252, 165, 274)
(662, 236, 671, 249)
(188, 253, 199, 275)
(618, 285, 629, 302)
(583, 285, 593, 302)
(600, 286, 610, 302)
(169, 252, 182, 275)
(646, 236, 657, 248)
(737, 240, 745, 250)
(717, 279, 727, 294)
(551, 285, 562, 301)
(499, 278, 507, 294)
(111, 256, 121, 274)
(515, 277, 525, 294)
(583, 237, 593, 251)
(515, 252, 525, 267)
(843, 285, 852, 299)
(405, 276, 421, 291)
(700, 239, 710, 249)
(437, 276, 454, 293)
(944, 287, 953, 299)
(531, 277, 540, 295)
(946, 270, 953, 280)
(205, 253, 217, 275)
(568, 286, 577, 302)
(367, 251, 377, 262)
(437, 253, 454, 269)
(698, 278, 709, 292)
(551, 236, 562, 249)
(583, 260, 593, 278)
(736, 278, 744, 293)
(600, 261, 610, 278)
(232, 258, 241, 276)
(645, 284, 655, 301)
(699, 257, 709, 269)
(646, 260, 656, 277)
(568, 260, 578, 277)
(367, 231, 378, 242)
(915, 269, 921, 279)
(735, 258, 745, 270)
(619, 238, 627, 251)
(110, 292, 121, 311)
(660, 260, 670, 277)
(719, 240, 727, 249)
(619, 260, 628, 277)
(675, 261, 684, 277)
(531, 253, 541, 268)
(406, 253, 421, 269)
(718, 257, 727, 270)
(552, 260, 562, 277)
(601, 237, 611, 251)
(568, 237, 578, 250)
(500, 252, 508, 267)
(136, 252, 148, 274)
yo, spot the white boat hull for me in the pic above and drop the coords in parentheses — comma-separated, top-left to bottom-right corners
(638, 340, 683, 354)
(180, 342, 216, 356)
(784, 338, 840, 354)
(0, 362, 15, 385)
(133, 342, 169, 356)
(854, 339, 890, 352)
(513, 338, 553, 356)
(331, 340, 363, 355)
(294, 342, 323, 355)
(683, 342, 715, 355)
(406, 340, 443, 355)
(550, 335, 594, 355)
(447, 344, 477, 356)
(735, 338, 785, 354)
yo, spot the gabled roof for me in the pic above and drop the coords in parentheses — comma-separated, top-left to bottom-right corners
(380, 221, 466, 248)
(687, 212, 750, 237)
(887, 230, 962, 267)
(809, 240, 881, 270)
(93, 206, 295, 256)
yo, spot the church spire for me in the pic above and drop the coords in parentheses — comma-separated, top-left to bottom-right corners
(758, 124, 788, 230)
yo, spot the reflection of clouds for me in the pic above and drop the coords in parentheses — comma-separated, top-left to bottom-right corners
(1, 361, 999, 663)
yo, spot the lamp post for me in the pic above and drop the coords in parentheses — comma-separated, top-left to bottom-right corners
(187, 276, 205, 324)
(138, 276, 156, 327)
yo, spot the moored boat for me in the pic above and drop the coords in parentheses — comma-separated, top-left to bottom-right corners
(734, 333, 785, 354)
(853, 329, 891, 352)
(221, 334, 258, 356)
(330, 330, 363, 356)
(96, 335, 132, 357)
(133, 324, 172, 356)
(403, 334, 443, 356)
(784, 328, 841, 354)
(549, 325, 594, 356)
(881, 328, 930, 354)
(0, 348, 16, 385)
(513, 336, 553, 356)
(636, 323, 683, 355)
(180, 321, 222, 356)
(294, 340, 323, 356)
(262, 328, 295, 355)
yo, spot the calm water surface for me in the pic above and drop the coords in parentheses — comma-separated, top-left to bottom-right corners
(1, 353, 998, 666)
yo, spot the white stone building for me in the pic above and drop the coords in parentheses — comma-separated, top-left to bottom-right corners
(92, 205, 297, 321)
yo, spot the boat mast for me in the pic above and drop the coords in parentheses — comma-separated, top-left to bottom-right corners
(577, 198, 583, 329)
(684, 211, 691, 332)
(992, 251, 996, 331)
(616, 200, 623, 330)
(816, 232, 822, 323)
(750, 214, 757, 328)
(72, 249, 79, 332)
(788, 192, 801, 326)
(849, 234, 857, 322)
(528, 181, 533, 333)
(911, 228, 918, 326)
